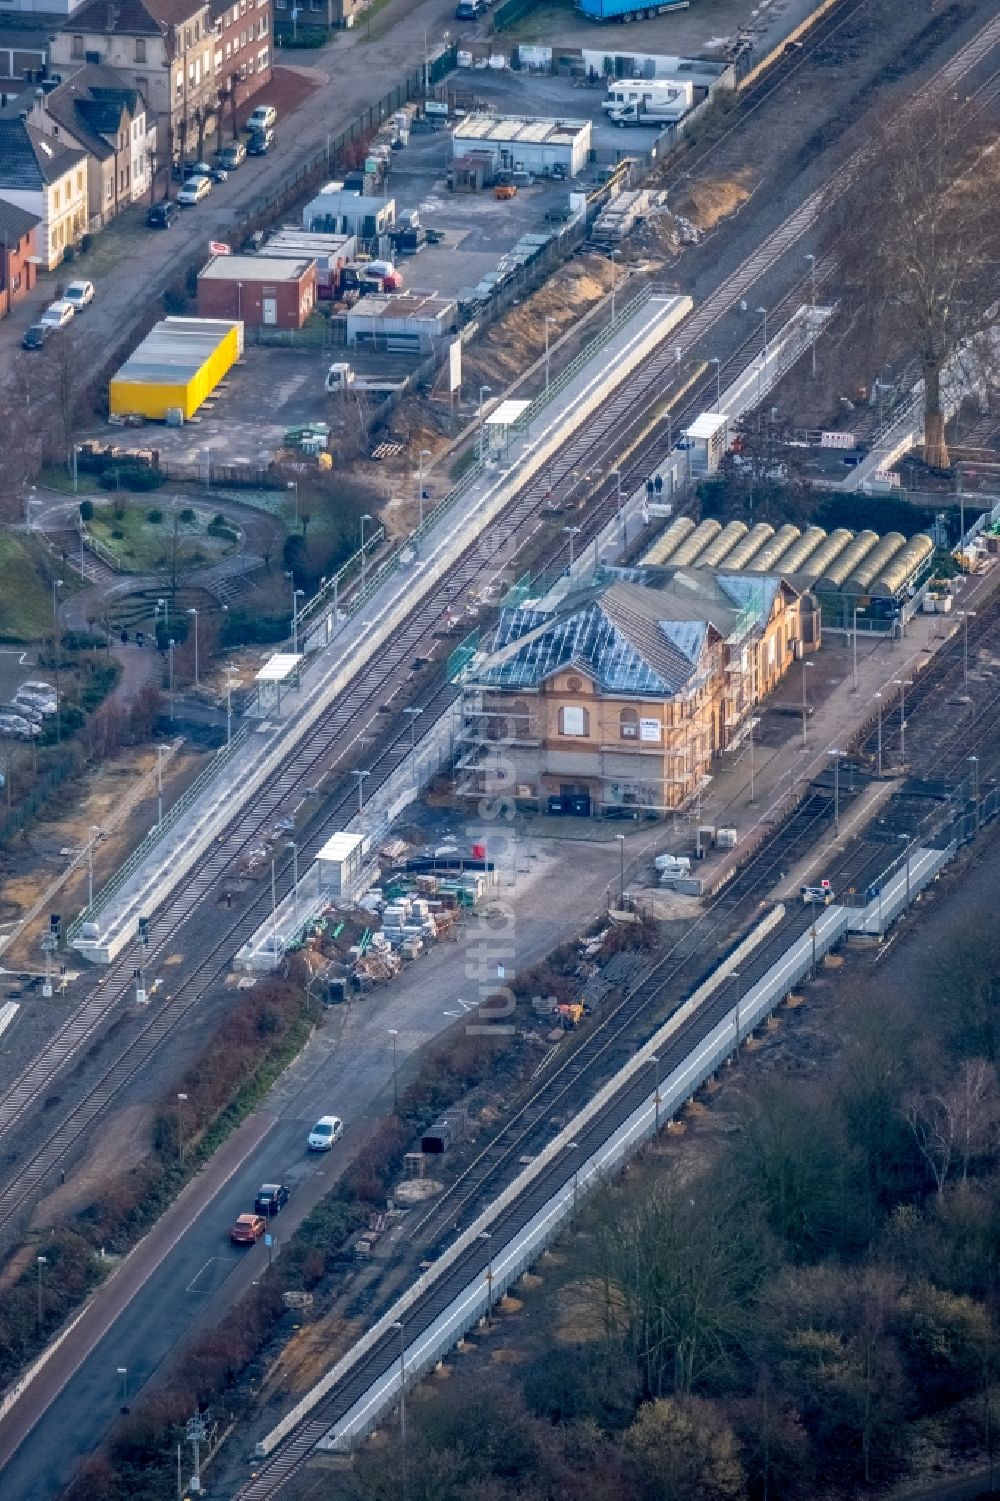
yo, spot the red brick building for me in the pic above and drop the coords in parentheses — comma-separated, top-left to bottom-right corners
(0, 198, 40, 320)
(197, 253, 316, 328)
(211, 0, 273, 134)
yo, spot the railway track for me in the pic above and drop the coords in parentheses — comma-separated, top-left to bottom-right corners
(0, 0, 996, 1276)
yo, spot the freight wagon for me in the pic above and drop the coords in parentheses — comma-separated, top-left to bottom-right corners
(577, 0, 689, 22)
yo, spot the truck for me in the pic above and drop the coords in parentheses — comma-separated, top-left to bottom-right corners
(325, 363, 406, 395)
(578, 0, 689, 20)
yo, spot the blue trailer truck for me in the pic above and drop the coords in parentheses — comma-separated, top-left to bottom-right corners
(576, 0, 689, 20)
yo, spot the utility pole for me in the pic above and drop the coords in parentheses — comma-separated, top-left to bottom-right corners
(873, 691, 883, 778)
(800, 655, 812, 750)
(829, 747, 844, 836)
(186, 607, 199, 686)
(390, 1321, 406, 1491)
(805, 253, 817, 378)
(352, 767, 371, 813)
(36, 1255, 47, 1335)
(891, 677, 913, 765)
(177, 1092, 187, 1165)
(186, 1412, 207, 1495)
(388, 1028, 399, 1112)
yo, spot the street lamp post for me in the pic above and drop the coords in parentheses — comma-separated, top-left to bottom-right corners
(36, 1254, 47, 1335)
(72, 443, 82, 494)
(805, 253, 817, 378)
(226, 673, 240, 746)
(960, 756, 978, 804)
(157, 744, 168, 824)
(360, 513, 373, 594)
(291, 587, 304, 655)
(390, 1320, 406, 1480)
(403, 706, 423, 786)
(117, 1366, 129, 1413)
(287, 479, 299, 528)
(477, 384, 492, 462)
(87, 825, 100, 907)
(167, 639, 175, 720)
(186, 606, 199, 686)
(610, 248, 620, 323)
(851, 604, 859, 693)
(544, 316, 556, 393)
(478, 1230, 494, 1326)
(829, 748, 844, 837)
(650, 1052, 661, 1134)
(611, 468, 624, 546)
(563, 524, 580, 569)
(176, 1092, 187, 1165)
(286, 840, 299, 916)
(388, 1027, 399, 1112)
(959, 610, 977, 698)
(352, 767, 371, 813)
(873, 691, 883, 778)
(270, 856, 278, 955)
(709, 356, 721, 411)
(756, 306, 769, 404)
(800, 655, 813, 750)
(417, 448, 431, 531)
(891, 677, 913, 765)
(748, 716, 757, 805)
(617, 833, 625, 907)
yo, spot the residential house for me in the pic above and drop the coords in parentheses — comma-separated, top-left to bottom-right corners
(0, 197, 41, 317)
(456, 567, 816, 818)
(28, 65, 155, 228)
(273, 0, 358, 32)
(50, 0, 220, 163)
(210, 0, 271, 134)
(0, 116, 87, 268)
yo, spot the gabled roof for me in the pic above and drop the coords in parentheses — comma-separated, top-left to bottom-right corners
(475, 577, 724, 699)
(42, 66, 145, 161)
(59, 0, 203, 40)
(0, 195, 41, 243)
(0, 119, 86, 191)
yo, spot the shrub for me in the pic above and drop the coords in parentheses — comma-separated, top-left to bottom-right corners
(179, 507, 196, 524)
(100, 464, 162, 492)
(78, 499, 94, 522)
(147, 508, 163, 524)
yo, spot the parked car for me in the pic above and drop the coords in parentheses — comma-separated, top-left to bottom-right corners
(217, 140, 246, 170)
(1, 701, 42, 725)
(246, 127, 274, 156)
(229, 1213, 267, 1245)
(63, 279, 95, 312)
(147, 200, 179, 229)
(40, 299, 75, 330)
(0, 714, 40, 739)
(185, 158, 228, 183)
(246, 103, 277, 133)
(177, 174, 211, 206)
(307, 1116, 344, 1151)
(801, 884, 834, 906)
(22, 323, 49, 350)
(254, 1183, 289, 1217)
(21, 680, 55, 696)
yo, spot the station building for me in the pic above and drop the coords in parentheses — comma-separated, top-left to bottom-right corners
(456, 565, 818, 819)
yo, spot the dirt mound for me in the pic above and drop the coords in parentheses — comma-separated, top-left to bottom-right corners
(672, 173, 752, 231)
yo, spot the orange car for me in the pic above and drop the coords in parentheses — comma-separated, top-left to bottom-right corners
(230, 1213, 267, 1245)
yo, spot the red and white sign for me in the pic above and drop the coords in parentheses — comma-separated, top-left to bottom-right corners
(209, 240, 232, 256)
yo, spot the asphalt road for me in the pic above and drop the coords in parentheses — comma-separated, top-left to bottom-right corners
(0, 834, 625, 1500)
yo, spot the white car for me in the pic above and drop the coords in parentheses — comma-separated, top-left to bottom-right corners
(40, 299, 75, 330)
(246, 103, 277, 133)
(63, 280, 95, 311)
(177, 174, 211, 205)
(307, 1116, 344, 1151)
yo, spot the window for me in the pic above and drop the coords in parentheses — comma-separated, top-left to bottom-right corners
(559, 706, 589, 737)
(175, 69, 184, 97)
(193, 18, 199, 40)
(106, 179, 113, 201)
(619, 707, 639, 740)
(13, 272, 21, 292)
(225, 40, 231, 58)
(135, 37, 146, 62)
(53, 186, 60, 209)
(136, 76, 148, 97)
(71, 34, 84, 58)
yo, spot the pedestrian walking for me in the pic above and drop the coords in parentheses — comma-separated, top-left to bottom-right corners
(654, 474, 663, 496)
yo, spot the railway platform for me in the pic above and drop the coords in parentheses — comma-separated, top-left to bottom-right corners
(70, 292, 692, 966)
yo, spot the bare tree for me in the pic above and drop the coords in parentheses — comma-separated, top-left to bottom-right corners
(825, 101, 1000, 470)
(905, 1058, 998, 1196)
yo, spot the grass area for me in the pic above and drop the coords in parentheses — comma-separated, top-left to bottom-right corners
(38, 464, 102, 497)
(0, 536, 76, 643)
(87, 500, 240, 574)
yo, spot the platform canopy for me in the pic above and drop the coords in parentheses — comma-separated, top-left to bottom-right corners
(683, 413, 729, 441)
(316, 831, 364, 864)
(486, 399, 531, 427)
(256, 653, 304, 683)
